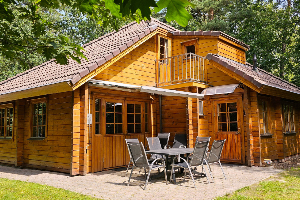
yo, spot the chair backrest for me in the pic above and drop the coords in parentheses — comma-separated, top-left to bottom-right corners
(196, 136, 211, 143)
(127, 142, 149, 168)
(189, 141, 209, 166)
(146, 137, 162, 150)
(172, 134, 187, 148)
(125, 138, 139, 144)
(157, 133, 170, 149)
(207, 139, 226, 163)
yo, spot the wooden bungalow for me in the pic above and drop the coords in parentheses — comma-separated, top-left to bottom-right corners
(0, 19, 299, 175)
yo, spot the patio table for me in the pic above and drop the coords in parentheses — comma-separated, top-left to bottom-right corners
(146, 148, 193, 183)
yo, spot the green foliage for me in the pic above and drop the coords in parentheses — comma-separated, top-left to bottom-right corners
(0, 178, 97, 199)
(216, 168, 300, 199)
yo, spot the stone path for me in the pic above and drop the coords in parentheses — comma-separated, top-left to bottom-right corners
(0, 164, 282, 200)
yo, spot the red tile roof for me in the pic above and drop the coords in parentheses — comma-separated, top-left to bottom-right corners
(0, 19, 178, 96)
(206, 54, 300, 95)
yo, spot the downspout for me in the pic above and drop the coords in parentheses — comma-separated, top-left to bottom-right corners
(159, 95, 162, 133)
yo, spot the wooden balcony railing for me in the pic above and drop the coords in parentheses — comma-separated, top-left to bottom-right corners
(156, 53, 205, 87)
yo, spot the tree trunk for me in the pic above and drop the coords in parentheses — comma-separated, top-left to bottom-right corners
(209, 8, 214, 20)
(280, 41, 286, 78)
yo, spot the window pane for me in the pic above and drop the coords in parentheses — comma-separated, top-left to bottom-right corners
(228, 103, 237, 112)
(38, 103, 43, 114)
(145, 114, 148, 122)
(115, 113, 122, 123)
(95, 99, 100, 111)
(135, 124, 141, 133)
(42, 115, 46, 125)
(218, 113, 227, 123)
(219, 103, 226, 112)
(128, 124, 134, 133)
(9, 118, 13, 126)
(0, 127, 4, 136)
(145, 123, 148, 132)
(38, 115, 43, 125)
(127, 104, 134, 113)
(34, 104, 38, 114)
(135, 114, 141, 123)
(127, 114, 134, 123)
(218, 123, 227, 132)
(106, 124, 114, 134)
(42, 103, 46, 114)
(40, 126, 45, 137)
(115, 124, 122, 133)
(33, 115, 37, 126)
(115, 103, 122, 113)
(186, 45, 195, 54)
(6, 127, 12, 137)
(106, 113, 114, 123)
(95, 113, 100, 123)
(230, 123, 238, 132)
(145, 103, 148, 113)
(229, 112, 237, 122)
(33, 127, 37, 137)
(106, 102, 114, 112)
(95, 124, 100, 134)
(135, 104, 141, 113)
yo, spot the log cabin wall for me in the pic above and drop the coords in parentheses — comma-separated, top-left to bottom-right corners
(217, 40, 246, 64)
(19, 91, 73, 173)
(258, 95, 278, 163)
(94, 37, 157, 86)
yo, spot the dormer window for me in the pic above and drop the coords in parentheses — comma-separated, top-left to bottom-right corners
(181, 39, 198, 57)
(186, 45, 195, 54)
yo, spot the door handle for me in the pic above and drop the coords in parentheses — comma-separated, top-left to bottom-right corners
(236, 131, 240, 135)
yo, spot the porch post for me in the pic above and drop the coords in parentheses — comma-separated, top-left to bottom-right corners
(16, 99, 25, 167)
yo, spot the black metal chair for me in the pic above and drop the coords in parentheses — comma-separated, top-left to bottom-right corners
(146, 137, 163, 160)
(170, 141, 211, 188)
(196, 136, 211, 143)
(206, 139, 227, 180)
(172, 134, 187, 148)
(127, 142, 167, 190)
(125, 138, 139, 173)
(157, 133, 170, 149)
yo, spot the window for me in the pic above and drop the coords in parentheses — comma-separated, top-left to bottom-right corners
(283, 104, 295, 133)
(259, 100, 268, 134)
(145, 103, 149, 132)
(127, 104, 142, 133)
(159, 37, 169, 60)
(0, 106, 13, 138)
(217, 103, 238, 132)
(106, 102, 123, 134)
(95, 99, 101, 134)
(32, 102, 47, 138)
(186, 45, 195, 54)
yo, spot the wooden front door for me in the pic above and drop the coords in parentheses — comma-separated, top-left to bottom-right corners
(213, 98, 243, 163)
(91, 96, 151, 172)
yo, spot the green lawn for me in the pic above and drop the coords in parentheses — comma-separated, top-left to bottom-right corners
(216, 168, 300, 200)
(0, 178, 98, 200)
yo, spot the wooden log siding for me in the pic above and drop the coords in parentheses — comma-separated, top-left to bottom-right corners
(16, 99, 25, 166)
(20, 92, 73, 173)
(217, 41, 246, 64)
(95, 37, 156, 87)
(249, 90, 260, 165)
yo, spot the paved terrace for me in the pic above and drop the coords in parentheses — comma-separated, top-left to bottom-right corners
(0, 164, 282, 200)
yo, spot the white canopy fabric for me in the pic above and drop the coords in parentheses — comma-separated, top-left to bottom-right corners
(201, 84, 239, 95)
(89, 79, 204, 99)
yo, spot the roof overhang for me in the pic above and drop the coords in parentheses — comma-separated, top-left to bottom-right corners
(0, 81, 73, 103)
(89, 79, 204, 99)
(201, 84, 239, 95)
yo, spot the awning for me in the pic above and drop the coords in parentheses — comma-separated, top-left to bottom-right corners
(201, 84, 239, 95)
(89, 79, 204, 99)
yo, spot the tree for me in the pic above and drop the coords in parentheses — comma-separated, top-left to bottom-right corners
(0, 0, 193, 66)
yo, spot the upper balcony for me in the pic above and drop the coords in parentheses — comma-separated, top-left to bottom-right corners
(155, 53, 207, 88)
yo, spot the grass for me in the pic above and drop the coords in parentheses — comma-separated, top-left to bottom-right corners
(216, 167, 300, 200)
(0, 178, 98, 200)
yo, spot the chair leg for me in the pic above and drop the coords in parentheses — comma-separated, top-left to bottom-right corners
(219, 161, 226, 180)
(144, 167, 152, 190)
(126, 159, 132, 175)
(128, 165, 134, 186)
(184, 168, 186, 181)
(170, 165, 174, 183)
(201, 164, 210, 184)
(187, 165, 196, 188)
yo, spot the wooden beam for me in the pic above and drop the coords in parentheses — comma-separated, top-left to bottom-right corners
(82, 83, 89, 175)
(0, 82, 72, 103)
(161, 82, 209, 90)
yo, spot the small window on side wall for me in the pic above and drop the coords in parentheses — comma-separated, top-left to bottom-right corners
(0, 105, 13, 139)
(283, 104, 295, 133)
(32, 102, 47, 138)
(186, 45, 195, 54)
(159, 37, 169, 60)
